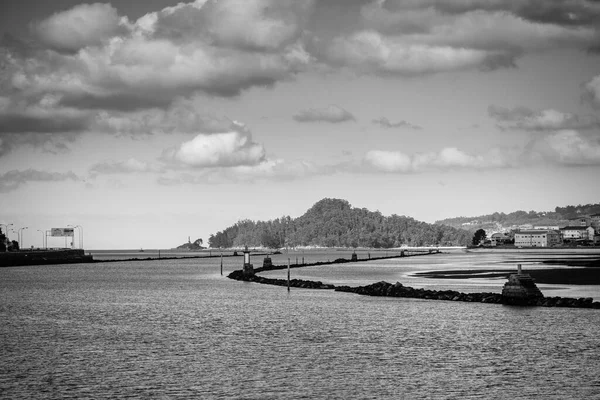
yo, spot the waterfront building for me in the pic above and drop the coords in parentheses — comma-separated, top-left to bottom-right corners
(514, 230, 561, 247)
(490, 232, 513, 246)
(560, 226, 595, 242)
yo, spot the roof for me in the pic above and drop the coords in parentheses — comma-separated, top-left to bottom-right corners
(560, 226, 593, 230)
(590, 213, 600, 217)
(516, 230, 558, 234)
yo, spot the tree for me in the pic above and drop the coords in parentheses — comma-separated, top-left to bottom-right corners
(0, 228, 6, 252)
(472, 229, 487, 246)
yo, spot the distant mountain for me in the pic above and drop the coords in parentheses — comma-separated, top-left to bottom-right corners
(435, 203, 600, 232)
(209, 198, 472, 249)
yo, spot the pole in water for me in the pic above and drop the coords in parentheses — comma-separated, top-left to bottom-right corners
(220, 252, 223, 276)
(158, 249, 161, 259)
(287, 258, 291, 292)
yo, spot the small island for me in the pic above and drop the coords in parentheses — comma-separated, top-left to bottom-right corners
(175, 237, 205, 251)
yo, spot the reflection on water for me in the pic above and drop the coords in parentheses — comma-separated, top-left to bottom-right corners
(1, 254, 599, 399)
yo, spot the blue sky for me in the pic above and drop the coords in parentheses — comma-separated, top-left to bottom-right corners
(1, 0, 600, 249)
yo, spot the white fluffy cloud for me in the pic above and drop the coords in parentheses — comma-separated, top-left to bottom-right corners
(163, 130, 266, 168)
(293, 105, 355, 123)
(33, 3, 126, 52)
(364, 147, 517, 173)
(363, 129, 600, 174)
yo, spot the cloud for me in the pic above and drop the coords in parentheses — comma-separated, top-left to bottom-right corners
(0, 133, 78, 157)
(527, 130, 600, 165)
(311, 1, 600, 75)
(584, 74, 600, 108)
(0, 169, 80, 192)
(363, 146, 518, 173)
(488, 105, 600, 131)
(372, 117, 422, 130)
(3, 0, 315, 120)
(93, 98, 239, 135)
(0, 95, 92, 134)
(162, 128, 266, 168)
(363, 129, 600, 174)
(321, 30, 503, 75)
(293, 105, 355, 123)
(89, 158, 163, 176)
(381, 0, 600, 29)
(33, 3, 126, 53)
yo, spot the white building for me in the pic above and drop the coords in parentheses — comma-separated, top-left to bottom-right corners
(560, 226, 595, 241)
(514, 230, 561, 247)
(533, 226, 559, 230)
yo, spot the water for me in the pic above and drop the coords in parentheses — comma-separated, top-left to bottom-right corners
(1, 253, 599, 399)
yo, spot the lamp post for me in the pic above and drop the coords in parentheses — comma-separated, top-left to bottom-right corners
(1, 223, 13, 235)
(18, 227, 28, 249)
(37, 230, 45, 249)
(68, 225, 83, 249)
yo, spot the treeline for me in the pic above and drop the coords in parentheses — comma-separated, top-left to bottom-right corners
(435, 202, 600, 231)
(209, 198, 471, 249)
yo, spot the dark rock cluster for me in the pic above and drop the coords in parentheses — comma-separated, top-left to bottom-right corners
(334, 281, 600, 309)
(228, 270, 334, 289)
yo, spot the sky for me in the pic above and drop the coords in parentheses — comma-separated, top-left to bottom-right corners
(1, 0, 600, 249)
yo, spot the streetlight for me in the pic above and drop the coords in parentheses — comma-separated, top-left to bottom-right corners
(18, 227, 28, 249)
(68, 225, 83, 249)
(1, 223, 13, 233)
(37, 230, 45, 249)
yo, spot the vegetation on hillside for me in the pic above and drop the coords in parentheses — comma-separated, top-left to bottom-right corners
(209, 198, 471, 249)
(435, 203, 600, 232)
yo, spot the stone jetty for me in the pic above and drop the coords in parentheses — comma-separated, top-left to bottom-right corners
(227, 255, 600, 309)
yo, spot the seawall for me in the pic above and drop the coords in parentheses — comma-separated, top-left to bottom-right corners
(0, 249, 94, 267)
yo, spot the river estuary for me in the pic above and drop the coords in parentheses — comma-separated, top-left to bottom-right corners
(1, 251, 599, 399)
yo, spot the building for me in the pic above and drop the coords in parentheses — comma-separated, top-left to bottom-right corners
(532, 226, 559, 230)
(514, 230, 561, 247)
(490, 232, 513, 246)
(560, 226, 595, 242)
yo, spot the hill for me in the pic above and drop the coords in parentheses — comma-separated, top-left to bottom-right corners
(435, 203, 600, 232)
(208, 198, 472, 249)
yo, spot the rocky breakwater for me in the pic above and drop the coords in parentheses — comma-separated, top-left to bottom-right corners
(228, 269, 335, 290)
(334, 281, 600, 309)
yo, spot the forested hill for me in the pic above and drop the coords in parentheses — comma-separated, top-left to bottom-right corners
(435, 203, 600, 232)
(208, 198, 472, 249)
